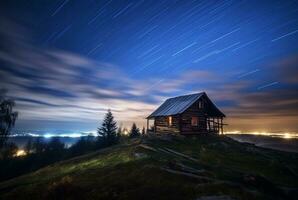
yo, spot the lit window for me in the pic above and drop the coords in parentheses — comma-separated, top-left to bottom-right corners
(191, 117, 198, 126)
(168, 116, 172, 126)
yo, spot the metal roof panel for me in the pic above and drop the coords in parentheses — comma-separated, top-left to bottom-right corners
(147, 92, 204, 118)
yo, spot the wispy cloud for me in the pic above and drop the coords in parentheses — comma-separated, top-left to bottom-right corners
(0, 19, 161, 125)
(0, 19, 297, 131)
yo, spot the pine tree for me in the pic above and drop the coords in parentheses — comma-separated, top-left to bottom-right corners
(129, 123, 140, 138)
(97, 109, 118, 146)
(0, 89, 18, 149)
(141, 127, 146, 135)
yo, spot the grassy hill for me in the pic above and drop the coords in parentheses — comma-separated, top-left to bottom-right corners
(0, 134, 297, 200)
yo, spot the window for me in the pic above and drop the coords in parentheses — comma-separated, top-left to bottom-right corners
(198, 101, 204, 109)
(191, 116, 198, 126)
(168, 116, 172, 126)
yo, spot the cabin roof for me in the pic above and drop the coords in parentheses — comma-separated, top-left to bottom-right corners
(147, 92, 225, 119)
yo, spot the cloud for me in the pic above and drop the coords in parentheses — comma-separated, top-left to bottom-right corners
(0, 19, 160, 125)
(0, 18, 297, 132)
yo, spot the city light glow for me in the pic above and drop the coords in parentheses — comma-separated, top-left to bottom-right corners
(224, 131, 298, 139)
(14, 150, 27, 157)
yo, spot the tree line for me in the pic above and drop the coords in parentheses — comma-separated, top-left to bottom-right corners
(98, 109, 146, 146)
(0, 89, 147, 181)
(0, 89, 147, 157)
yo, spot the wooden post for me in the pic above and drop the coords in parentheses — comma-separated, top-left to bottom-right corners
(179, 114, 182, 134)
(217, 118, 220, 134)
(213, 117, 215, 132)
(207, 118, 210, 133)
(210, 118, 213, 133)
(215, 118, 217, 133)
(220, 117, 223, 134)
(154, 118, 156, 134)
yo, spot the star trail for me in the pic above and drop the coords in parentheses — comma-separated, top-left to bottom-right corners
(0, 0, 297, 133)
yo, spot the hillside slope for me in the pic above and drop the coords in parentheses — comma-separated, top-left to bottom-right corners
(0, 134, 297, 200)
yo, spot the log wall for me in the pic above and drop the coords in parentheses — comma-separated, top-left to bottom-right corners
(155, 115, 180, 134)
(153, 96, 222, 135)
(180, 98, 207, 134)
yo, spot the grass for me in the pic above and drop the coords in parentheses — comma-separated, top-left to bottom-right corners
(0, 134, 297, 200)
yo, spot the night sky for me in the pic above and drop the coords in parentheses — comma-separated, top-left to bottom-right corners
(0, 0, 298, 133)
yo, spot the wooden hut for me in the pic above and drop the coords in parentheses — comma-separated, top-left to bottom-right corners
(146, 92, 226, 135)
